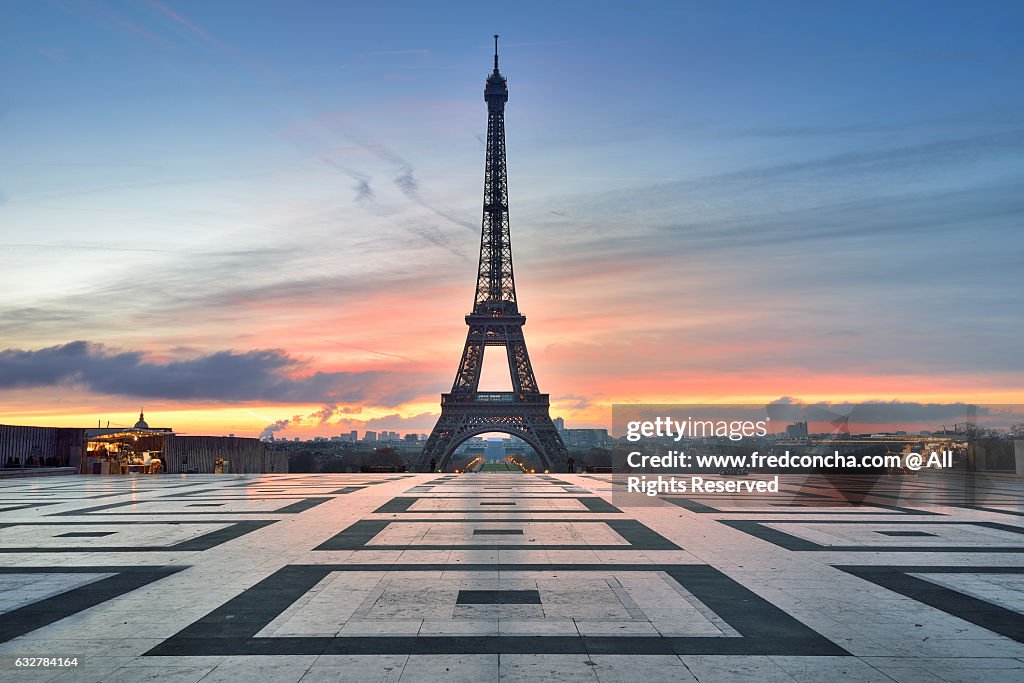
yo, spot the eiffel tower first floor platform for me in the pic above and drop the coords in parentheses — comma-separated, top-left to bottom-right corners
(415, 392, 569, 472)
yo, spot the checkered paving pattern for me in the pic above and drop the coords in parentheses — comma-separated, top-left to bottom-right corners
(0, 472, 1023, 681)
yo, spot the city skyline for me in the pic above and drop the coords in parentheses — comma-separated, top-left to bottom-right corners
(3, 1, 1023, 439)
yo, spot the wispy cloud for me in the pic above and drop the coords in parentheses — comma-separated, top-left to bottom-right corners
(362, 49, 431, 57)
(334, 411, 438, 432)
(36, 46, 68, 63)
(143, 0, 229, 51)
(51, 0, 175, 51)
(353, 175, 374, 202)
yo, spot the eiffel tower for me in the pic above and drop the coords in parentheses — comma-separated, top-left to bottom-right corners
(417, 36, 569, 473)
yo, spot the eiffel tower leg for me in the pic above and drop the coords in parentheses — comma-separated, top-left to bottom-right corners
(417, 411, 462, 472)
(526, 415, 570, 471)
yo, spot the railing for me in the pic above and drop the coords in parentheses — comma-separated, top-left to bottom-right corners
(441, 392, 549, 405)
(474, 392, 517, 403)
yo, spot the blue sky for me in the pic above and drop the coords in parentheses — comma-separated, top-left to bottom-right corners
(1, 1, 1022, 435)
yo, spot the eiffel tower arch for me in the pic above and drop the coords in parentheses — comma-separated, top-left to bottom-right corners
(417, 36, 569, 473)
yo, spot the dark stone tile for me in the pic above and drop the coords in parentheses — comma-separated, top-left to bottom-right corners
(274, 497, 331, 513)
(457, 590, 541, 604)
(580, 497, 621, 513)
(837, 565, 1024, 643)
(373, 497, 416, 513)
(722, 519, 1024, 553)
(0, 520, 275, 553)
(0, 566, 184, 644)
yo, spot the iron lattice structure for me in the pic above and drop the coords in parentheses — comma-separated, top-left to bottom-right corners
(417, 36, 569, 473)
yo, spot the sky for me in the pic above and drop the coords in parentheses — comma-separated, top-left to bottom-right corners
(1, 1, 1022, 439)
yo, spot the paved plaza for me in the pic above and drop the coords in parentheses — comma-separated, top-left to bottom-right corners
(1, 472, 1023, 682)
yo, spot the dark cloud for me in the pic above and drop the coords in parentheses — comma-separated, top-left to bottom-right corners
(308, 404, 338, 424)
(0, 341, 441, 406)
(764, 400, 991, 425)
(307, 403, 360, 424)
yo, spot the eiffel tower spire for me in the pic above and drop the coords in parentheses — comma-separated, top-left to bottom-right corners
(417, 36, 569, 473)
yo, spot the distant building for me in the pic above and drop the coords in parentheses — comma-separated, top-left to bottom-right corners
(0, 414, 285, 474)
(363, 431, 377, 443)
(484, 438, 505, 461)
(786, 421, 809, 437)
(455, 437, 487, 455)
(560, 428, 610, 449)
(554, 416, 565, 431)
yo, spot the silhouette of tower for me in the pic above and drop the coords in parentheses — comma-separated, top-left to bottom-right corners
(418, 36, 569, 472)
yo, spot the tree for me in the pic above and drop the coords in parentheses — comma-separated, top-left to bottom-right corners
(288, 451, 317, 473)
(582, 447, 612, 467)
(953, 422, 986, 440)
(361, 447, 406, 471)
(321, 456, 348, 473)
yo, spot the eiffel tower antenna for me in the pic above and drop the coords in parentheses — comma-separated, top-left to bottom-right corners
(417, 36, 568, 473)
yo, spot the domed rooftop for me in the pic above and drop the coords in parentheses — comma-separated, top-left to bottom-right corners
(134, 409, 149, 430)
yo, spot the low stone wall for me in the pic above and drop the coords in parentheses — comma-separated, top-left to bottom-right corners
(0, 467, 78, 478)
